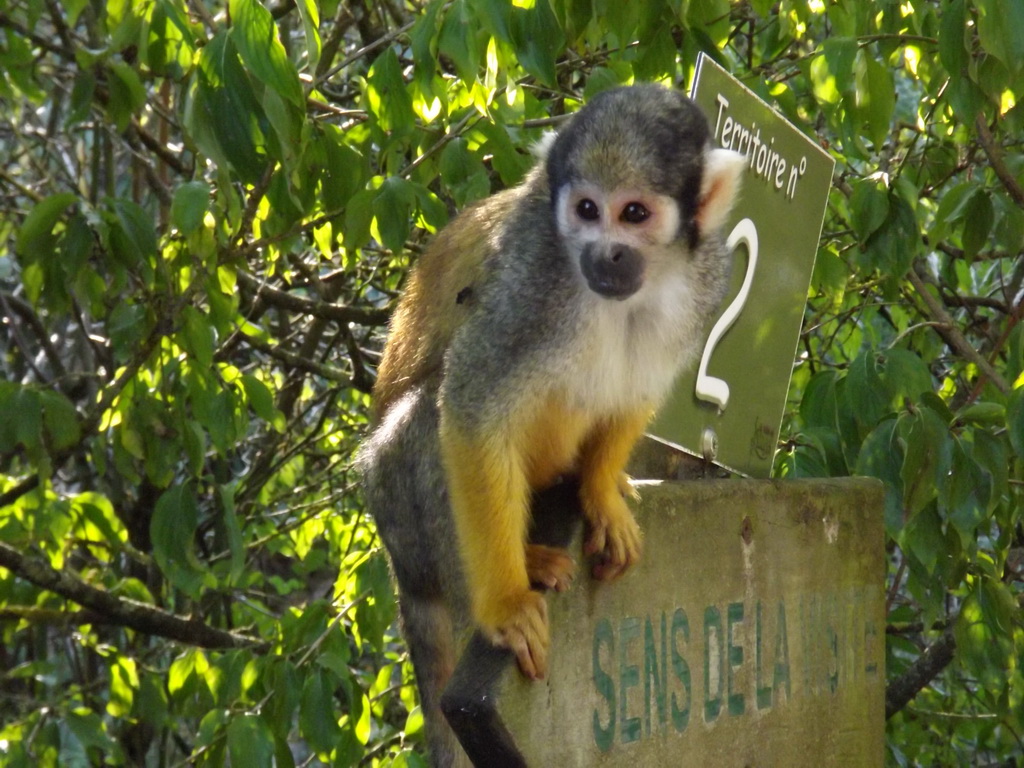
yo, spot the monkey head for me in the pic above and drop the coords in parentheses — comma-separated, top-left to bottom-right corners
(546, 84, 744, 301)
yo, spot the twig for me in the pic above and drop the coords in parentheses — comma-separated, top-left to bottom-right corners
(907, 265, 1011, 395)
(234, 269, 390, 326)
(0, 540, 268, 651)
(885, 624, 956, 719)
(976, 114, 1024, 209)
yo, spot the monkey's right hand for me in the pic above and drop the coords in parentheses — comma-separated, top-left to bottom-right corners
(486, 590, 550, 680)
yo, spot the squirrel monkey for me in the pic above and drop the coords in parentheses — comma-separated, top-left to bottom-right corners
(361, 84, 743, 766)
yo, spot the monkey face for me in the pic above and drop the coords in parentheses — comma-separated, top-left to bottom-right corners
(554, 183, 683, 300)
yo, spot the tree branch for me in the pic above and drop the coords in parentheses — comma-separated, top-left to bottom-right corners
(885, 624, 956, 719)
(975, 114, 1024, 209)
(235, 269, 391, 326)
(241, 332, 355, 386)
(0, 541, 268, 651)
(908, 265, 1012, 395)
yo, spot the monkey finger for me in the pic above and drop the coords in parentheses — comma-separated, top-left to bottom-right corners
(508, 631, 538, 680)
(526, 544, 576, 592)
(583, 523, 608, 557)
(495, 591, 549, 680)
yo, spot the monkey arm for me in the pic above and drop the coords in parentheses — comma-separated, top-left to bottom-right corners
(577, 407, 651, 580)
(438, 413, 550, 680)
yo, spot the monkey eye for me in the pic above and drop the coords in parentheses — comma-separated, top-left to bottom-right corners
(576, 199, 600, 221)
(621, 202, 650, 224)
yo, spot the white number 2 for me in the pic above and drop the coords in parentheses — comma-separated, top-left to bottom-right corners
(695, 218, 759, 411)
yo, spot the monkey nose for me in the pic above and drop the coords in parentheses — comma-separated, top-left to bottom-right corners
(580, 244, 644, 300)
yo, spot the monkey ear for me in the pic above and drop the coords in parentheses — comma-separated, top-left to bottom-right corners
(695, 148, 745, 235)
(532, 131, 558, 160)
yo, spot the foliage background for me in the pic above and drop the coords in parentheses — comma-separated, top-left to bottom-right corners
(0, 0, 1021, 765)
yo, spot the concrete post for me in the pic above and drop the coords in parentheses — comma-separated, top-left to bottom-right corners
(497, 477, 885, 767)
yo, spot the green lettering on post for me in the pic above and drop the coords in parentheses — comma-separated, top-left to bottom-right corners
(828, 595, 840, 693)
(670, 608, 691, 733)
(592, 617, 616, 752)
(755, 600, 773, 710)
(644, 613, 668, 736)
(619, 616, 641, 744)
(774, 600, 791, 701)
(864, 616, 878, 676)
(727, 601, 745, 716)
(703, 606, 722, 723)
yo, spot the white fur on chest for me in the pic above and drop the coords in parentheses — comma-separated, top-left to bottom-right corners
(562, 269, 704, 413)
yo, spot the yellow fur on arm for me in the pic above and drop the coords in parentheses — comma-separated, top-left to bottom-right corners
(439, 417, 532, 630)
(578, 407, 652, 514)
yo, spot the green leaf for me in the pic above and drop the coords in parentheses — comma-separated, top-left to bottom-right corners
(976, 0, 1024, 77)
(903, 504, 947, 575)
(510, 0, 563, 86)
(151, 484, 208, 597)
(107, 60, 148, 132)
(438, 0, 479, 82)
(938, 0, 967, 77)
(955, 578, 1016, 689)
(300, 669, 342, 756)
(262, 659, 301, 738)
(366, 49, 415, 134)
(15, 193, 79, 258)
(882, 348, 933, 403)
(229, 0, 304, 107)
(800, 370, 839, 429)
(942, 438, 989, 546)
(344, 188, 375, 250)
(109, 198, 159, 262)
(188, 32, 269, 184)
(320, 128, 367, 211)
(354, 552, 397, 653)
(66, 709, 119, 755)
(373, 177, 415, 252)
(227, 714, 275, 768)
(955, 402, 1005, 426)
(1007, 387, 1024, 459)
(899, 407, 952, 518)
(439, 137, 490, 207)
(960, 189, 994, 259)
(410, 0, 443, 86)
(294, 0, 321, 69)
(855, 52, 894, 148)
(854, 418, 904, 536)
(844, 352, 891, 430)
(862, 192, 918, 277)
(241, 373, 284, 432)
(181, 305, 215, 368)
(107, 656, 139, 717)
(822, 36, 858, 96)
(11, 387, 43, 451)
(848, 178, 889, 241)
(632, 23, 676, 82)
(109, 302, 147, 363)
(39, 390, 82, 451)
(171, 181, 210, 235)
(67, 70, 96, 126)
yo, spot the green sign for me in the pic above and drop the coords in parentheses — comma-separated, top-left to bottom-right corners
(500, 479, 885, 767)
(650, 55, 836, 477)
